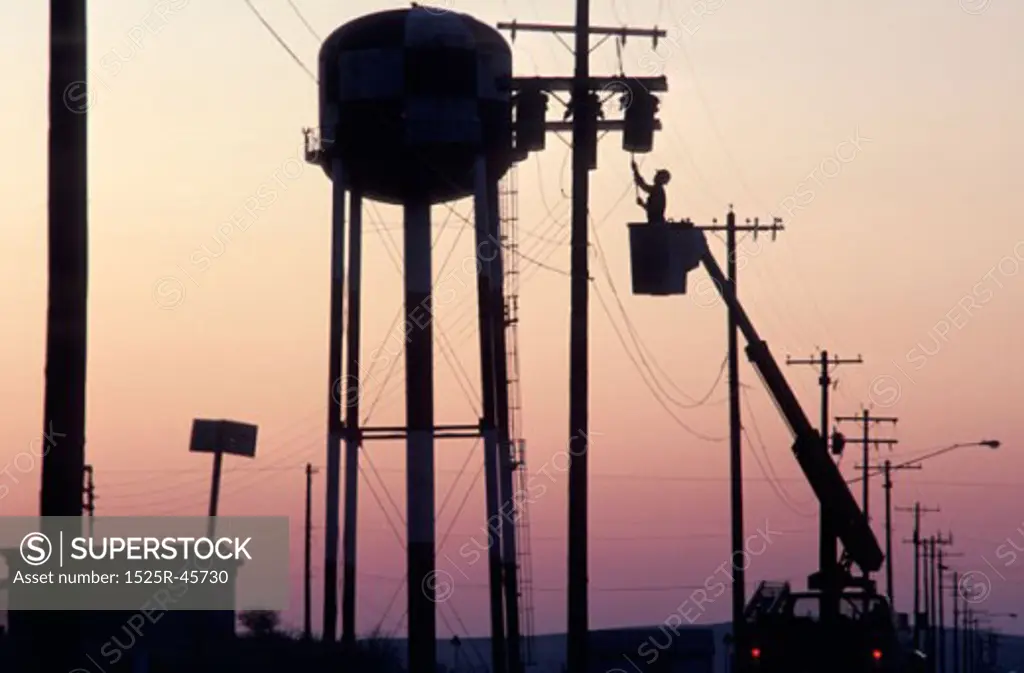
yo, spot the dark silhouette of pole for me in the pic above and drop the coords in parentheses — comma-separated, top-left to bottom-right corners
(836, 410, 897, 526)
(41, 0, 88, 670)
(953, 571, 960, 673)
(305, 462, 317, 640)
(207, 450, 224, 539)
(568, 0, 592, 669)
(341, 189, 363, 647)
(693, 215, 781, 653)
(933, 535, 956, 673)
(487, 19, 667, 673)
(725, 209, 745, 645)
(472, 158, 509, 673)
(939, 550, 946, 673)
(899, 501, 939, 649)
(862, 459, 920, 606)
(883, 460, 894, 602)
(322, 159, 347, 643)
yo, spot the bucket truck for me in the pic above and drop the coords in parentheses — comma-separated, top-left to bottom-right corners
(629, 224, 922, 673)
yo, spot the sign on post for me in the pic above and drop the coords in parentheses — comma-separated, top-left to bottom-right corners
(190, 419, 258, 458)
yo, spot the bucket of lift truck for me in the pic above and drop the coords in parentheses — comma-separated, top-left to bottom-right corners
(627, 222, 706, 296)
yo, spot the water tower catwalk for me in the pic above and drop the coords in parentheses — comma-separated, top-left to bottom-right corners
(306, 7, 521, 673)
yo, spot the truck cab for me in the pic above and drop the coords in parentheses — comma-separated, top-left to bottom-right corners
(737, 581, 917, 673)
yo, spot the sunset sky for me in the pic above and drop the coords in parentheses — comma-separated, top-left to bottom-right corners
(2, 0, 1024, 640)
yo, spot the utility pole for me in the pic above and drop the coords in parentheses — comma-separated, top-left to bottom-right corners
(305, 462, 318, 641)
(863, 459, 920, 605)
(495, 17, 667, 673)
(952, 570, 960, 673)
(837, 409, 898, 523)
(82, 464, 95, 537)
(42, 1, 88, 671)
(933, 533, 954, 673)
(786, 350, 862, 613)
(899, 502, 940, 650)
(937, 545, 962, 673)
(692, 213, 782, 647)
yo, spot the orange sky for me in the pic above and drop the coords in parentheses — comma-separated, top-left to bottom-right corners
(2, 0, 1023, 638)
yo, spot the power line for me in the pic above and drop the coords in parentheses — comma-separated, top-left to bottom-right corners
(286, 0, 321, 42)
(241, 0, 317, 81)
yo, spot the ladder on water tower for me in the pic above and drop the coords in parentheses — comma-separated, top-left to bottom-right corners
(499, 165, 535, 666)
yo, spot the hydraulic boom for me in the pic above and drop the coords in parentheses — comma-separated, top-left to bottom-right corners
(684, 228, 883, 575)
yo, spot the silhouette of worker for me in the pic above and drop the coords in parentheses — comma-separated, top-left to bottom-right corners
(632, 159, 670, 225)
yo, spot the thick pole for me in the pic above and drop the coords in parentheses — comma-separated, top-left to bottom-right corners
(953, 572, 960, 673)
(489, 173, 523, 673)
(305, 463, 314, 640)
(341, 189, 363, 647)
(405, 200, 437, 673)
(884, 461, 894, 604)
(567, 0, 591, 669)
(43, 0, 87, 519)
(323, 159, 346, 643)
(41, 2, 88, 670)
(473, 157, 508, 673)
(207, 450, 223, 539)
(726, 210, 746, 647)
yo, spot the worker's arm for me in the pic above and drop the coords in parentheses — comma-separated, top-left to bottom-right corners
(631, 161, 652, 193)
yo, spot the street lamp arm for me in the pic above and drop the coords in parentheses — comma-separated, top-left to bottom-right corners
(845, 440, 1001, 483)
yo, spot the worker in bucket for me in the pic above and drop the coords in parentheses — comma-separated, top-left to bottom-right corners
(631, 159, 671, 226)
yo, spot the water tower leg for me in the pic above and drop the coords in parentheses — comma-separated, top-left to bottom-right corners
(405, 198, 437, 673)
(488, 172, 523, 673)
(341, 189, 363, 647)
(323, 158, 347, 644)
(472, 156, 509, 673)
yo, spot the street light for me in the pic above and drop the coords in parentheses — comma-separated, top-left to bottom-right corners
(844, 439, 1002, 623)
(847, 440, 1003, 483)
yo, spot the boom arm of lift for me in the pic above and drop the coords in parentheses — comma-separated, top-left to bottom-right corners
(686, 229, 883, 575)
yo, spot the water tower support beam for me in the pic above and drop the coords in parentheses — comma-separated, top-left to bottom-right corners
(473, 157, 509, 673)
(341, 189, 363, 647)
(322, 158, 346, 643)
(405, 199, 437, 673)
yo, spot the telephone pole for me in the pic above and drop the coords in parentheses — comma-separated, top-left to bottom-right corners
(899, 502, 940, 650)
(82, 464, 95, 537)
(495, 16, 667, 673)
(952, 570, 960, 673)
(786, 350, 862, 608)
(305, 462, 318, 641)
(691, 213, 782, 645)
(929, 533, 954, 673)
(937, 544, 963, 673)
(837, 409, 898, 522)
(860, 459, 920, 605)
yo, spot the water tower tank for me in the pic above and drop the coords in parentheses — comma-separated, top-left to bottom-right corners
(318, 7, 513, 204)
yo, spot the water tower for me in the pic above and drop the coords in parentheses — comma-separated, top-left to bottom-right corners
(308, 7, 516, 673)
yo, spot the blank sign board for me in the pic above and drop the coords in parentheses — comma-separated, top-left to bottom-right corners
(190, 419, 258, 458)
